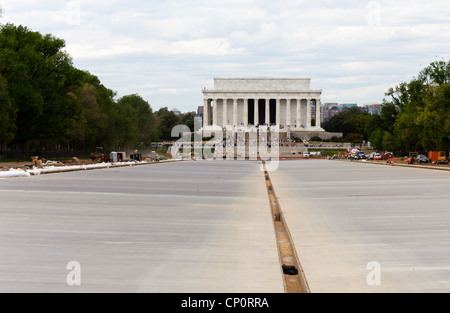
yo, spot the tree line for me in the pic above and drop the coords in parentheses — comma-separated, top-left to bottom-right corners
(0, 23, 194, 151)
(323, 60, 450, 153)
(1, 21, 448, 154)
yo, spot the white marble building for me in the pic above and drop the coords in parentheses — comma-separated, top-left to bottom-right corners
(202, 78, 323, 131)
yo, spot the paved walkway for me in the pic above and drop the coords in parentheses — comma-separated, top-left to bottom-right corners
(0, 161, 283, 292)
(3, 159, 450, 293)
(269, 160, 450, 292)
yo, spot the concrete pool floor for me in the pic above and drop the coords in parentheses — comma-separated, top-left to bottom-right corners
(1, 159, 450, 293)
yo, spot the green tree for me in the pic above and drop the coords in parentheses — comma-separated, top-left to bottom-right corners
(179, 112, 195, 131)
(155, 107, 180, 141)
(379, 102, 400, 134)
(0, 74, 16, 146)
(393, 112, 420, 152)
(381, 131, 399, 152)
(0, 24, 83, 149)
(0, 23, 165, 152)
(344, 132, 364, 143)
(323, 107, 372, 140)
(113, 94, 157, 149)
(70, 82, 107, 148)
(415, 83, 450, 151)
(365, 114, 382, 139)
(369, 128, 385, 151)
(383, 60, 450, 152)
(418, 60, 450, 85)
(68, 70, 118, 149)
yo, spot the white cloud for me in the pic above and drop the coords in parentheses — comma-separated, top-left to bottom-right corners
(169, 38, 242, 56)
(1, 0, 450, 111)
(158, 87, 192, 94)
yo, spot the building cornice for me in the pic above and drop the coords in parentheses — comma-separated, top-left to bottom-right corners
(202, 90, 322, 99)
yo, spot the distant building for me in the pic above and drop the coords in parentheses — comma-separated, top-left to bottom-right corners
(341, 103, 357, 110)
(323, 103, 339, 119)
(323, 103, 374, 120)
(363, 103, 383, 115)
(327, 106, 342, 119)
(197, 106, 213, 123)
(202, 77, 323, 130)
(197, 106, 204, 117)
(171, 108, 182, 116)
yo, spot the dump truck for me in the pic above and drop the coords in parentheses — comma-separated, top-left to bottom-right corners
(428, 151, 448, 164)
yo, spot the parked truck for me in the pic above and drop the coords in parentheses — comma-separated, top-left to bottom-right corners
(428, 151, 448, 164)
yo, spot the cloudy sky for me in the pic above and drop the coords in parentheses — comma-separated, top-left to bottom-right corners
(1, 0, 450, 112)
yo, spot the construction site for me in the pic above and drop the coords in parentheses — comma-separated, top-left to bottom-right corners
(1, 133, 449, 293)
(1, 157, 450, 293)
(1, 137, 449, 178)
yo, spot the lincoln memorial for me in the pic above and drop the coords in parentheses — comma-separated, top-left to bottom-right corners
(202, 78, 324, 131)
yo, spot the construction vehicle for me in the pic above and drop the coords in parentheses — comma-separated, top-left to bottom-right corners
(90, 147, 110, 163)
(406, 152, 418, 164)
(91, 147, 103, 160)
(428, 151, 448, 164)
(416, 154, 428, 164)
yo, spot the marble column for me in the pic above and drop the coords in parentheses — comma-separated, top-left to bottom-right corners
(203, 99, 209, 127)
(254, 99, 259, 125)
(286, 99, 291, 126)
(296, 99, 301, 128)
(233, 98, 238, 126)
(316, 99, 321, 128)
(244, 99, 249, 126)
(213, 99, 218, 126)
(265, 99, 270, 125)
(223, 98, 228, 127)
(306, 98, 311, 128)
(276, 98, 280, 126)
